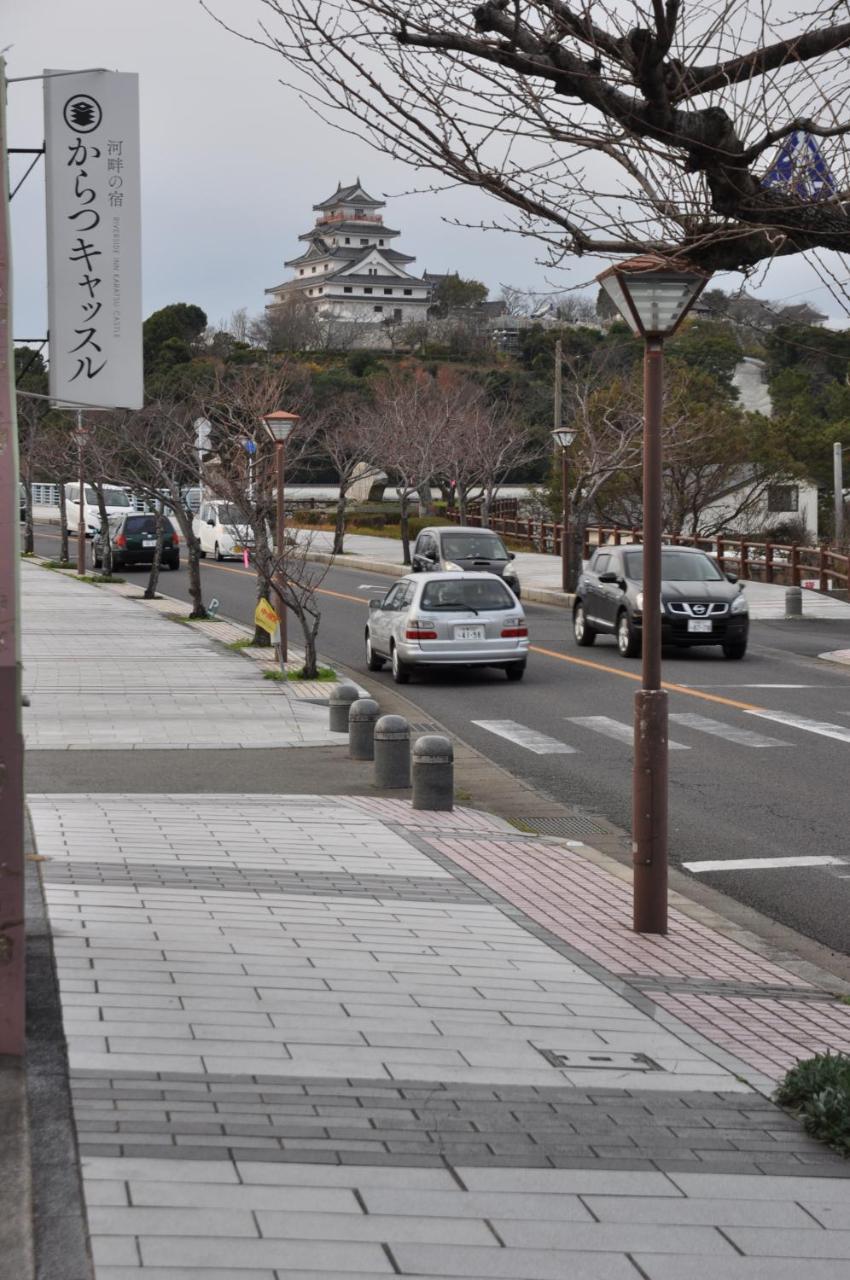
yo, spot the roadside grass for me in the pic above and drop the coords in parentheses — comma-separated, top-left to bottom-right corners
(775, 1051, 850, 1157)
(226, 637, 255, 650)
(78, 573, 126, 585)
(42, 559, 76, 569)
(263, 666, 337, 683)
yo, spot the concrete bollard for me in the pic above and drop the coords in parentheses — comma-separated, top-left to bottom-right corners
(328, 683, 360, 733)
(412, 735, 454, 812)
(349, 698, 380, 760)
(785, 586, 803, 618)
(374, 714, 411, 788)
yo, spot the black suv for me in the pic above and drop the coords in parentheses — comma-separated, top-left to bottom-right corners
(411, 526, 521, 598)
(573, 545, 749, 659)
(92, 513, 180, 572)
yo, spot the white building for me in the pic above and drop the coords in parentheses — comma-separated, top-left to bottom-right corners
(265, 181, 432, 334)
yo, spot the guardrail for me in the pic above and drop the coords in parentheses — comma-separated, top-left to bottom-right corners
(444, 512, 849, 593)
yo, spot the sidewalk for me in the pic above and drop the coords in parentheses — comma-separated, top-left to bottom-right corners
(21, 560, 850, 1278)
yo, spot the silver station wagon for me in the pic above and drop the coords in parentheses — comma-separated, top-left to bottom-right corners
(365, 572, 528, 683)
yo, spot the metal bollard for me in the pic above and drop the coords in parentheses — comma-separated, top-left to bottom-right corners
(328, 683, 360, 733)
(785, 586, 803, 618)
(349, 698, 380, 760)
(412, 735, 454, 812)
(374, 714, 411, 788)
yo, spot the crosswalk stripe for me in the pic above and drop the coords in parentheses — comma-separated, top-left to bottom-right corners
(747, 709, 850, 744)
(669, 712, 790, 748)
(684, 856, 846, 873)
(472, 720, 577, 754)
(567, 716, 689, 750)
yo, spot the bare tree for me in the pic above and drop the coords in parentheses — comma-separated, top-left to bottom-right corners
(316, 397, 381, 554)
(268, 531, 335, 678)
(367, 366, 442, 563)
(214, 2, 850, 283)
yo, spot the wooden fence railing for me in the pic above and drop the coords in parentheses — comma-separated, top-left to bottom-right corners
(444, 512, 849, 593)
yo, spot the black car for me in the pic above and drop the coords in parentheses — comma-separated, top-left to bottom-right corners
(92, 512, 180, 571)
(411, 526, 521, 598)
(573, 545, 749, 659)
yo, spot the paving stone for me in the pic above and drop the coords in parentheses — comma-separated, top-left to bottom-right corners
(389, 1244, 642, 1278)
(139, 1236, 394, 1270)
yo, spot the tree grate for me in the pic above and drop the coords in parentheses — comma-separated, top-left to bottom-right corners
(510, 815, 611, 838)
(537, 1048, 663, 1071)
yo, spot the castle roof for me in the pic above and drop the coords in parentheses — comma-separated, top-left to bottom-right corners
(313, 180, 383, 211)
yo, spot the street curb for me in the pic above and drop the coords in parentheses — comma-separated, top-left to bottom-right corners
(0, 1057, 34, 1280)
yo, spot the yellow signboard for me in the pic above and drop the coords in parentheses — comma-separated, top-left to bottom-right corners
(254, 599, 280, 636)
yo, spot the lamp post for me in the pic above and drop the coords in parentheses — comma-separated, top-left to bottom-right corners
(260, 410, 300, 669)
(596, 256, 709, 934)
(552, 427, 576, 592)
(73, 414, 90, 575)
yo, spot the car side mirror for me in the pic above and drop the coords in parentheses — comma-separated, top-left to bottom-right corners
(508, 551, 516, 560)
(598, 571, 619, 584)
(368, 597, 384, 610)
(726, 572, 739, 584)
(207, 518, 215, 526)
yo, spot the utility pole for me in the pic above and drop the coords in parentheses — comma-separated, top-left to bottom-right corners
(553, 336, 562, 439)
(0, 56, 26, 1056)
(834, 441, 844, 546)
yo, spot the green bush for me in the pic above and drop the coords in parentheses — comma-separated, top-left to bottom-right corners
(775, 1051, 850, 1157)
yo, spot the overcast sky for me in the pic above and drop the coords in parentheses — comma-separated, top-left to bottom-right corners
(7, 0, 848, 342)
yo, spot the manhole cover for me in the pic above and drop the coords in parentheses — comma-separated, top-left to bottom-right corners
(537, 1049, 662, 1071)
(510, 815, 611, 837)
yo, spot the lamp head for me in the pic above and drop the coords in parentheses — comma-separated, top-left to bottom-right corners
(261, 410, 299, 443)
(596, 255, 710, 339)
(552, 427, 576, 450)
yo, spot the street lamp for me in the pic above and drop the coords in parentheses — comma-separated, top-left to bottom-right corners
(552, 427, 577, 592)
(260, 410, 300, 668)
(596, 256, 709, 934)
(73, 417, 90, 575)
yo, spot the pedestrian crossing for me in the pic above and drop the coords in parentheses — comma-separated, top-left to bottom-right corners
(471, 709, 850, 756)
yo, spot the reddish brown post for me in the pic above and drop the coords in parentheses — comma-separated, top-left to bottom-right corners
(819, 544, 828, 591)
(765, 542, 774, 584)
(790, 542, 800, 586)
(273, 440, 288, 666)
(633, 339, 668, 935)
(560, 447, 570, 592)
(0, 58, 26, 1055)
(716, 535, 725, 572)
(613, 528, 621, 546)
(739, 539, 749, 581)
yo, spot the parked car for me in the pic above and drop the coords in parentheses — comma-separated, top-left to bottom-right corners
(365, 571, 528, 683)
(65, 483, 134, 537)
(573, 545, 749, 659)
(411, 526, 522, 598)
(92, 512, 180, 571)
(193, 500, 253, 561)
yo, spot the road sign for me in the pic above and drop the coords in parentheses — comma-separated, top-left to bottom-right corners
(254, 598, 279, 635)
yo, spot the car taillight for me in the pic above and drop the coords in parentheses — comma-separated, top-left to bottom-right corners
(501, 625, 528, 637)
(115, 534, 126, 548)
(405, 625, 438, 640)
(172, 532, 180, 545)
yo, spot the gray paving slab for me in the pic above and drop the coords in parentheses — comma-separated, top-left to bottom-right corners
(388, 1244, 643, 1278)
(633, 1259, 850, 1280)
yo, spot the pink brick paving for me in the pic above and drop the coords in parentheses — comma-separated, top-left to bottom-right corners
(649, 991, 850, 1077)
(429, 834, 811, 987)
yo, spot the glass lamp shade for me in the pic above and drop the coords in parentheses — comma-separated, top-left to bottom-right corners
(552, 428, 577, 449)
(598, 257, 709, 338)
(261, 411, 299, 443)
(73, 426, 90, 445)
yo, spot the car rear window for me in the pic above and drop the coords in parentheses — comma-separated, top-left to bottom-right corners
(421, 579, 515, 611)
(623, 550, 724, 582)
(125, 515, 174, 535)
(441, 533, 509, 560)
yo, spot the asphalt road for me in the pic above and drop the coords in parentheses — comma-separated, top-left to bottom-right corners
(31, 524, 850, 957)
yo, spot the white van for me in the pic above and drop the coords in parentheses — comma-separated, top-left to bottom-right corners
(65, 483, 134, 537)
(193, 500, 254, 561)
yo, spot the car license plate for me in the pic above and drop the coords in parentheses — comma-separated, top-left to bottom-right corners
(456, 625, 485, 641)
(142, 538, 156, 547)
(687, 619, 712, 633)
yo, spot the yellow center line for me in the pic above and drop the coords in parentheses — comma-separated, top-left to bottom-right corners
(34, 529, 765, 712)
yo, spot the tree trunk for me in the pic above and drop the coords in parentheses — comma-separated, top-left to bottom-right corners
(457, 487, 468, 526)
(251, 528, 273, 646)
(170, 502, 206, 619)
(22, 464, 34, 554)
(332, 490, 347, 556)
(144, 505, 166, 599)
(481, 485, 495, 528)
(299, 611, 320, 680)
(418, 482, 435, 517)
(399, 493, 411, 565)
(58, 481, 69, 563)
(93, 484, 113, 576)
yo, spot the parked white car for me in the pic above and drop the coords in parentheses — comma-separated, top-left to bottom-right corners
(65, 483, 134, 537)
(193, 500, 254, 561)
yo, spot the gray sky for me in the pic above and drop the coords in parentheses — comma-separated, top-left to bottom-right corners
(7, 0, 848, 341)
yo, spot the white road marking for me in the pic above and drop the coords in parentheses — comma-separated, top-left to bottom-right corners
(472, 720, 577, 754)
(748, 709, 850, 744)
(568, 715, 689, 749)
(684, 855, 846, 873)
(674, 683, 815, 690)
(669, 712, 790, 748)
(358, 584, 388, 590)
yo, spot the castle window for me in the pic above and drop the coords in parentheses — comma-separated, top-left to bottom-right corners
(360, 238, 369, 245)
(373, 305, 383, 313)
(393, 308, 402, 321)
(384, 288, 393, 295)
(311, 266, 316, 273)
(343, 286, 352, 294)
(379, 239, 384, 246)
(403, 289, 412, 295)
(345, 237, 350, 244)
(364, 287, 373, 294)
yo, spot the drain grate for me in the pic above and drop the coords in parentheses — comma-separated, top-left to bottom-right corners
(409, 722, 441, 734)
(537, 1049, 662, 1071)
(510, 815, 611, 838)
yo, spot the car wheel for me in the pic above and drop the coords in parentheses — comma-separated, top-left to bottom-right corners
(722, 639, 747, 660)
(365, 632, 384, 671)
(390, 644, 410, 684)
(167, 557, 179, 571)
(573, 602, 596, 647)
(199, 548, 206, 559)
(91, 550, 102, 570)
(505, 662, 526, 681)
(616, 610, 641, 658)
(214, 542, 223, 562)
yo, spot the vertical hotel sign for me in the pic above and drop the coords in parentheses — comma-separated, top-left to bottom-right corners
(44, 70, 142, 409)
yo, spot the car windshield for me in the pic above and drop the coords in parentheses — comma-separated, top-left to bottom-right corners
(623, 550, 724, 582)
(103, 489, 131, 507)
(421, 579, 515, 611)
(125, 515, 173, 535)
(217, 504, 246, 524)
(441, 533, 509, 561)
